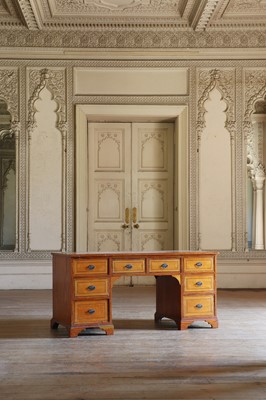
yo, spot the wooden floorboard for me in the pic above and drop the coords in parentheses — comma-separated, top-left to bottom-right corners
(1, 288, 266, 399)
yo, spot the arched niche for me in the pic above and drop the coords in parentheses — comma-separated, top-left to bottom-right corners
(0, 99, 16, 250)
(246, 99, 266, 250)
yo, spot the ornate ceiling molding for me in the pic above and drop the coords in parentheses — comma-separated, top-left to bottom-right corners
(16, 0, 42, 30)
(190, 0, 219, 31)
(1, 27, 266, 48)
(2, 0, 266, 31)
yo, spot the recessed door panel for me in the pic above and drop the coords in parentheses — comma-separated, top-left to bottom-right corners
(132, 123, 174, 251)
(88, 123, 131, 252)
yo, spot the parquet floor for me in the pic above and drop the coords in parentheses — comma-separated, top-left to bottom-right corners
(1, 288, 266, 399)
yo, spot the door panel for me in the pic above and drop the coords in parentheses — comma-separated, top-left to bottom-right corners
(131, 123, 174, 251)
(88, 122, 173, 253)
(88, 123, 131, 251)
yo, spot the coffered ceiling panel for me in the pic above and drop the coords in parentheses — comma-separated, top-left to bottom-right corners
(4, 0, 266, 29)
(0, 0, 266, 49)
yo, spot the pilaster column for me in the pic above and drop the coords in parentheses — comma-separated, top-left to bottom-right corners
(253, 166, 265, 250)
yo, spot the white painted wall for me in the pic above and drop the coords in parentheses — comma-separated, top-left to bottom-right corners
(0, 63, 266, 289)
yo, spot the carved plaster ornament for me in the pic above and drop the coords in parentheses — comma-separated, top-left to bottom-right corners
(91, 0, 148, 10)
(244, 69, 266, 181)
(255, 163, 266, 179)
(228, 0, 266, 11)
(0, 129, 15, 149)
(197, 68, 235, 139)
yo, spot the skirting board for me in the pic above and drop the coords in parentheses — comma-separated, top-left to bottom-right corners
(0, 259, 266, 289)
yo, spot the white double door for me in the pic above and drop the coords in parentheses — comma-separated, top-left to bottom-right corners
(88, 122, 174, 252)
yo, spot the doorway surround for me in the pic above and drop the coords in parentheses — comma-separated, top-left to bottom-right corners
(75, 104, 189, 253)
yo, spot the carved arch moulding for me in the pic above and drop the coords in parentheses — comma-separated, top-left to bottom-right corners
(27, 68, 67, 134)
(196, 67, 236, 252)
(26, 67, 67, 253)
(0, 67, 19, 129)
(197, 68, 236, 139)
(244, 68, 266, 178)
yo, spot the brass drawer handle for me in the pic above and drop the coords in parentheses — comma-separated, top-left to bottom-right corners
(87, 285, 96, 291)
(195, 281, 203, 286)
(195, 304, 203, 309)
(87, 265, 95, 270)
(161, 263, 168, 269)
(125, 264, 133, 270)
(195, 262, 203, 267)
(88, 309, 95, 314)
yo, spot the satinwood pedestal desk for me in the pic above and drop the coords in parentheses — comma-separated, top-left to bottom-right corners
(51, 251, 218, 337)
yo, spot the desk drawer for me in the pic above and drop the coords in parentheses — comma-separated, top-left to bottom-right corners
(72, 259, 108, 276)
(148, 259, 180, 273)
(74, 278, 109, 297)
(184, 276, 214, 292)
(74, 300, 108, 324)
(183, 257, 213, 272)
(183, 295, 214, 317)
(112, 259, 145, 274)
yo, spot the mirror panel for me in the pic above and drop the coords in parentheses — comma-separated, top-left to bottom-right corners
(0, 99, 16, 250)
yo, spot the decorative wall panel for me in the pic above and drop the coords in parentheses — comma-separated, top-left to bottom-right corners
(27, 67, 67, 252)
(197, 67, 236, 251)
(74, 68, 188, 95)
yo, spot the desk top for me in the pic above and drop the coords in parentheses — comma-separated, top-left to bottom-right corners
(52, 250, 218, 257)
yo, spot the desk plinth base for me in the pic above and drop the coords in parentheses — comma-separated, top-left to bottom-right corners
(179, 318, 219, 330)
(51, 318, 114, 338)
(154, 314, 218, 330)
